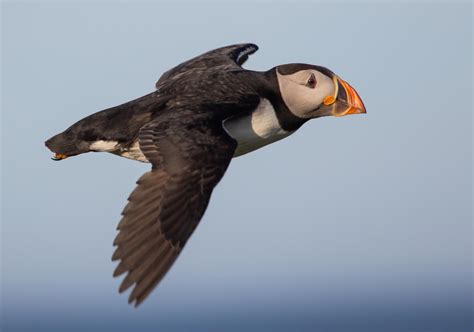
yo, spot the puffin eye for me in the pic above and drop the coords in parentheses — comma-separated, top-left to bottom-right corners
(306, 73, 317, 88)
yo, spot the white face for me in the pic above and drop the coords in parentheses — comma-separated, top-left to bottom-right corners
(276, 69, 336, 119)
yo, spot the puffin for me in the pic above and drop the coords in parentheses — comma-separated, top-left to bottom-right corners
(45, 43, 366, 306)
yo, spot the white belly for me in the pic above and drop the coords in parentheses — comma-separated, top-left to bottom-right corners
(118, 141, 149, 163)
(90, 140, 149, 163)
(223, 98, 292, 157)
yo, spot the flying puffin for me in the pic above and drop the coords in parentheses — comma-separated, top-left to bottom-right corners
(45, 43, 366, 306)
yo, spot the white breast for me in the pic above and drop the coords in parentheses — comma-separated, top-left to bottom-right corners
(223, 98, 292, 157)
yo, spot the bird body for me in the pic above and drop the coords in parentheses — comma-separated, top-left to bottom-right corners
(45, 43, 366, 306)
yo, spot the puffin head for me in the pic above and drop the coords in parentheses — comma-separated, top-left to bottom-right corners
(275, 64, 366, 119)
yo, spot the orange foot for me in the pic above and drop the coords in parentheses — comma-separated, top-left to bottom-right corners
(52, 153, 68, 161)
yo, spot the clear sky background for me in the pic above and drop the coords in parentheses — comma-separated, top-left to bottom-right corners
(1, 1, 472, 332)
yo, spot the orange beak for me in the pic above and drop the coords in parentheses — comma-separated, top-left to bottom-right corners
(332, 77, 366, 117)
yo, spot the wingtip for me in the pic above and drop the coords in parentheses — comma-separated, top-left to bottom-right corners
(113, 262, 128, 277)
(111, 247, 121, 261)
(128, 294, 140, 307)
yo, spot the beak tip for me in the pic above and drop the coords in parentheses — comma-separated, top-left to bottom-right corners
(335, 77, 366, 117)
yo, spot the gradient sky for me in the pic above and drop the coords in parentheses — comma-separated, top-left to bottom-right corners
(1, 2, 472, 332)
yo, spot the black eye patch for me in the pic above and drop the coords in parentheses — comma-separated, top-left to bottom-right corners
(306, 73, 317, 88)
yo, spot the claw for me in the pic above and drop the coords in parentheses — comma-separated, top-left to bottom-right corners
(52, 153, 68, 161)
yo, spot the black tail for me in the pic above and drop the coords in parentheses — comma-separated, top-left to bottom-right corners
(44, 90, 167, 160)
(45, 131, 89, 159)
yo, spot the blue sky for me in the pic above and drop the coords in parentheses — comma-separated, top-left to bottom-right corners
(2, 2, 472, 331)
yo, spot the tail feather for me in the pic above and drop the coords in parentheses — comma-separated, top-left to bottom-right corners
(45, 132, 88, 158)
(44, 90, 166, 160)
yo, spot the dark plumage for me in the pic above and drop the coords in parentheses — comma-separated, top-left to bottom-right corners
(45, 43, 366, 306)
(112, 112, 236, 305)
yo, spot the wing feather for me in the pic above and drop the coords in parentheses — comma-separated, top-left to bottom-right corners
(112, 112, 236, 306)
(156, 43, 258, 89)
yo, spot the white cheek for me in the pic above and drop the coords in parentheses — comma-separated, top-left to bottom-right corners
(313, 71, 336, 104)
(296, 86, 321, 113)
(278, 70, 336, 118)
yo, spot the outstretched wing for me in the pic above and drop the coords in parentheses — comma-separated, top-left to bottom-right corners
(156, 43, 258, 89)
(112, 110, 236, 306)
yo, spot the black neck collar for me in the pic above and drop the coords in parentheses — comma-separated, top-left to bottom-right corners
(259, 69, 308, 132)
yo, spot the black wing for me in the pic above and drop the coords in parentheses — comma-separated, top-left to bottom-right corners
(156, 43, 258, 89)
(112, 109, 236, 306)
